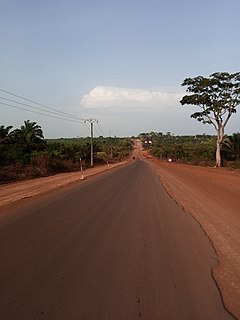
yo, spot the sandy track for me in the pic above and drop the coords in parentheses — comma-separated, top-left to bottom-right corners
(0, 159, 234, 319)
(140, 151, 240, 319)
(0, 161, 129, 209)
(1, 151, 240, 318)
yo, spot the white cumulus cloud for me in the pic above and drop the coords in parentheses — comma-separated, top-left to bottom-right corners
(80, 86, 183, 110)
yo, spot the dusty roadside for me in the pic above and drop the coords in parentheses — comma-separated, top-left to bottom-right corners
(1, 148, 240, 318)
(137, 149, 240, 319)
(0, 161, 130, 209)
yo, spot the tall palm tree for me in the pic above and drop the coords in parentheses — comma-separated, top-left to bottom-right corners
(222, 133, 240, 161)
(0, 125, 13, 144)
(12, 120, 46, 152)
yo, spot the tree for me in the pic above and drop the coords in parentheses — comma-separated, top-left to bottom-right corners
(180, 72, 240, 167)
(12, 120, 46, 153)
(0, 125, 13, 144)
(222, 133, 240, 161)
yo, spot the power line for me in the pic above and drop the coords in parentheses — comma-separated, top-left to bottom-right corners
(83, 122, 90, 131)
(0, 88, 103, 135)
(0, 88, 85, 121)
(97, 123, 105, 136)
(0, 101, 83, 123)
(0, 96, 83, 121)
(94, 125, 101, 137)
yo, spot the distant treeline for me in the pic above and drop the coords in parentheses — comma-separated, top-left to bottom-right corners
(140, 132, 240, 168)
(0, 121, 133, 184)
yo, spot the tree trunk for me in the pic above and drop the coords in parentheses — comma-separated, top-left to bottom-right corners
(215, 127, 223, 167)
(216, 139, 221, 167)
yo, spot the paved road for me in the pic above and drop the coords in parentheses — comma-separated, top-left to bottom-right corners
(0, 160, 234, 319)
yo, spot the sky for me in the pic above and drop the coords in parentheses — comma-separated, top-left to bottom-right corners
(0, 0, 239, 138)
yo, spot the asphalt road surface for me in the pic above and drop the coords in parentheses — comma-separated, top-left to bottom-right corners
(0, 160, 234, 320)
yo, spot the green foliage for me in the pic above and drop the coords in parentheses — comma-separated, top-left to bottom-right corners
(180, 72, 240, 127)
(0, 121, 46, 166)
(0, 125, 13, 144)
(222, 133, 240, 161)
(11, 120, 46, 155)
(180, 72, 240, 167)
(141, 131, 240, 167)
(140, 132, 217, 165)
(46, 136, 133, 165)
(0, 121, 133, 183)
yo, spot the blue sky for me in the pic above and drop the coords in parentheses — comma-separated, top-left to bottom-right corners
(1, 0, 239, 137)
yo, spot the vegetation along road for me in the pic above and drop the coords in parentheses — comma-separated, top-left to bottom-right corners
(0, 159, 237, 319)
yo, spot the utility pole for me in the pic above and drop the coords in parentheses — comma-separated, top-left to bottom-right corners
(84, 118, 98, 167)
(109, 130, 113, 158)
